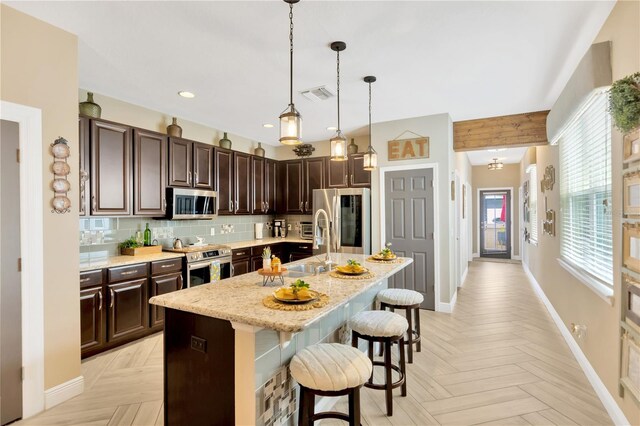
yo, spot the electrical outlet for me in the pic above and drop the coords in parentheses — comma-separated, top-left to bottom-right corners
(210, 227, 215, 236)
(191, 336, 207, 353)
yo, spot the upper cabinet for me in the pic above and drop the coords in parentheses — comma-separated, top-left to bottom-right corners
(233, 152, 251, 215)
(133, 129, 167, 216)
(278, 158, 325, 214)
(215, 148, 233, 215)
(168, 138, 213, 190)
(264, 159, 277, 214)
(251, 156, 265, 214)
(326, 154, 370, 189)
(90, 119, 132, 216)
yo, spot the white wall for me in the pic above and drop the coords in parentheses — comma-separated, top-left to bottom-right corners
(370, 113, 455, 305)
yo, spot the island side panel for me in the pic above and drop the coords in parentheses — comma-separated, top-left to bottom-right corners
(164, 308, 235, 426)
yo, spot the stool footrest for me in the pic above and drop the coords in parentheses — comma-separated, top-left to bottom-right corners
(365, 361, 406, 390)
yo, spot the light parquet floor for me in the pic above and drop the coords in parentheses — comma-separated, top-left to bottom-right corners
(19, 261, 612, 425)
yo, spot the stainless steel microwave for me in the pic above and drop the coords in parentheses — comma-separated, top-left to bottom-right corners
(166, 188, 217, 220)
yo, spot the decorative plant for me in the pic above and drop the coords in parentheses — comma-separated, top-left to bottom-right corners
(262, 246, 272, 260)
(119, 236, 142, 250)
(290, 279, 310, 296)
(609, 72, 640, 133)
(380, 242, 393, 257)
(347, 259, 361, 268)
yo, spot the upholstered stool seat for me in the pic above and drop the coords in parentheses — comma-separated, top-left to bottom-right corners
(290, 343, 372, 425)
(350, 311, 408, 416)
(377, 288, 424, 306)
(349, 310, 409, 338)
(377, 289, 423, 364)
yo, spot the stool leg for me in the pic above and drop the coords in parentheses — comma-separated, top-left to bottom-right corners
(367, 339, 374, 385)
(352, 330, 358, 349)
(348, 387, 361, 426)
(399, 337, 407, 397)
(384, 340, 393, 416)
(415, 307, 422, 353)
(378, 303, 386, 356)
(405, 307, 414, 364)
(298, 386, 307, 426)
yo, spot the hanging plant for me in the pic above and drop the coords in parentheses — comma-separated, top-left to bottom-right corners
(609, 72, 640, 133)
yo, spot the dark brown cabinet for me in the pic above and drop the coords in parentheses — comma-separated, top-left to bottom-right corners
(251, 157, 265, 214)
(233, 152, 251, 215)
(79, 116, 90, 216)
(265, 159, 278, 214)
(278, 158, 325, 214)
(80, 286, 104, 352)
(133, 129, 167, 216)
(215, 148, 233, 215)
(90, 119, 132, 215)
(107, 278, 148, 343)
(286, 243, 313, 263)
(326, 154, 370, 188)
(232, 259, 250, 276)
(168, 138, 214, 190)
(149, 272, 182, 328)
(349, 154, 371, 187)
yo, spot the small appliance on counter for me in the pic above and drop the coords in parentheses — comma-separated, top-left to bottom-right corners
(273, 219, 287, 238)
(300, 222, 314, 240)
(255, 223, 264, 240)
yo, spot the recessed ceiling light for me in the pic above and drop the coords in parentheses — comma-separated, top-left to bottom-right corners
(263, 124, 274, 128)
(327, 126, 337, 131)
(487, 148, 506, 152)
(178, 91, 195, 99)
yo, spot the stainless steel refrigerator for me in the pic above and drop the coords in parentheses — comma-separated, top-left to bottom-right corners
(312, 188, 371, 255)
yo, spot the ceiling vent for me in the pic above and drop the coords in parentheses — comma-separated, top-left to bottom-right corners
(300, 86, 334, 102)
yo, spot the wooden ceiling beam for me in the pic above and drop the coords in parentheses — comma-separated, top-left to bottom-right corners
(453, 110, 550, 151)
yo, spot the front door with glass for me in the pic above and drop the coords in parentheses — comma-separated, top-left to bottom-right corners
(480, 190, 511, 259)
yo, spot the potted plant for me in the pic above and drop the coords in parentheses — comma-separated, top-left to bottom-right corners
(262, 246, 272, 271)
(609, 72, 640, 134)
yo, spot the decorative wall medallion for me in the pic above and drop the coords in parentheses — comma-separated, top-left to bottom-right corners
(292, 143, 315, 158)
(541, 165, 555, 192)
(50, 137, 71, 214)
(543, 209, 556, 236)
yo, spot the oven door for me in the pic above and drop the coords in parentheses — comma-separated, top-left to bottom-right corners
(187, 261, 213, 288)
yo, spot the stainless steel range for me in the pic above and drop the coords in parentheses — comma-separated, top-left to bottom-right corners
(164, 244, 232, 287)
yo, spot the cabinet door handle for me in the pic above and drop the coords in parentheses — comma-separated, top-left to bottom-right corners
(97, 290, 103, 311)
(231, 264, 235, 277)
(80, 277, 90, 283)
(178, 275, 183, 290)
(289, 254, 293, 263)
(161, 264, 173, 268)
(300, 246, 309, 249)
(230, 200, 233, 211)
(109, 288, 115, 309)
(91, 196, 96, 213)
(305, 201, 309, 212)
(236, 252, 245, 256)
(194, 172, 199, 184)
(163, 197, 167, 212)
(351, 174, 354, 186)
(300, 201, 303, 211)
(120, 270, 137, 276)
(266, 201, 269, 211)
(188, 171, 192, 185)
(345, 174, 348, 186)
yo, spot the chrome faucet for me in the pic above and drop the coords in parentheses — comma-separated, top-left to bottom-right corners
(313, 208, 333, 266)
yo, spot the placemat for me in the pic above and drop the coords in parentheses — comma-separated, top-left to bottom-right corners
(365, 257, 405, 264)
(329, 271, 376, 280)
(262, 293, 330, 311)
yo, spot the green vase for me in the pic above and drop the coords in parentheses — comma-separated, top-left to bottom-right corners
(347, 138, 358, 154)
(79, 92, 101, 118)
(219, 132, 232, 149)
(167, 117, 182, 137)
(254, 142, 265, 157)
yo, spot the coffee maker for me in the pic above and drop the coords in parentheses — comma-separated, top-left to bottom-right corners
(273, 219, 287, 238)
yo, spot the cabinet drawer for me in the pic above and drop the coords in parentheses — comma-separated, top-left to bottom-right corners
(108, 263, 148, 283)
(251, 245, 266, 257)
(151, 258, 183, 275)
(80, 270, 103, 289)
(232, 248, 250, 259)
(291, 243, 312, 252)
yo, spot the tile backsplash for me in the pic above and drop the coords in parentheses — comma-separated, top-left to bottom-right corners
(79, 214, 312, 262)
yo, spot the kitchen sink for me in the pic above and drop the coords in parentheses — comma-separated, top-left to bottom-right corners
(286, 262, 331, 277)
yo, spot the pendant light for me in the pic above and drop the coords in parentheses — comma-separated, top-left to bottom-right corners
(363, 76, 378, 171)
(279, 0, 302, 145)
(330, 41, 348, 161)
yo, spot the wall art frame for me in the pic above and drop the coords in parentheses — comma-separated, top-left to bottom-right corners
(625, 274, 640, 328)
(621, 330, 640, 402)
(624, 127, 640, 164)
(624, 171, 640, 217)
(623, 223, 640, 274)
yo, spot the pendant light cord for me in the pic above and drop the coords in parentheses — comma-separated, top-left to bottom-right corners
(336, 49, 341, 132)
(368, 81, 372, 147)
(289, 3, 294, 107)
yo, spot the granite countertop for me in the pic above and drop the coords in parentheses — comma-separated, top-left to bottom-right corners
(149, 253, 413, 333)
(80, 252, 185, 272)
(226, 237, 311, 250)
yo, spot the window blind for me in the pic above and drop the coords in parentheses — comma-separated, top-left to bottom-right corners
(529, 168, 538, 243)
(557, 90, 612, 286)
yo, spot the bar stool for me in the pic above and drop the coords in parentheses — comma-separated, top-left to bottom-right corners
(290, 343, 372, 426)
(377, 289, 423, 363)
(349, 311, 408, 416)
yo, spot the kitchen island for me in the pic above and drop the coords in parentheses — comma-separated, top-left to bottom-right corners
(150, 253, 412, 426)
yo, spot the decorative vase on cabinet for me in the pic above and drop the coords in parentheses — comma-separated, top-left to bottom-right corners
(254, 142, 265, 157)
(79, 92, 102, 118)
(167, 117, 183, 137)
(219, 132, 232, 149)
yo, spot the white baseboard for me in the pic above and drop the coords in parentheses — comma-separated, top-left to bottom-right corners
(460, 266, 469, 287)
(522, 264, 629, 426)
(512, 255, 522, 260)
(44, 376, 84, 410)
(438, 290, 458, 314)
(472, 252, 479, 258)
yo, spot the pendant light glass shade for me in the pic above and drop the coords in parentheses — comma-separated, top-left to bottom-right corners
(279, 106, 302, 145)
(363, 145, 378, 170)
(330, 131, 348, 161)
(279, 0, 302, 145)
(363, 75, 377, 171)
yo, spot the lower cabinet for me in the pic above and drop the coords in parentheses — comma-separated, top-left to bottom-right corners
(80, 286, 105, 352)
(286, 243, 313, 263)
(107, 278, 148, 343)
(150, 272, 183, 329)
(232, 258, 250, 276)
